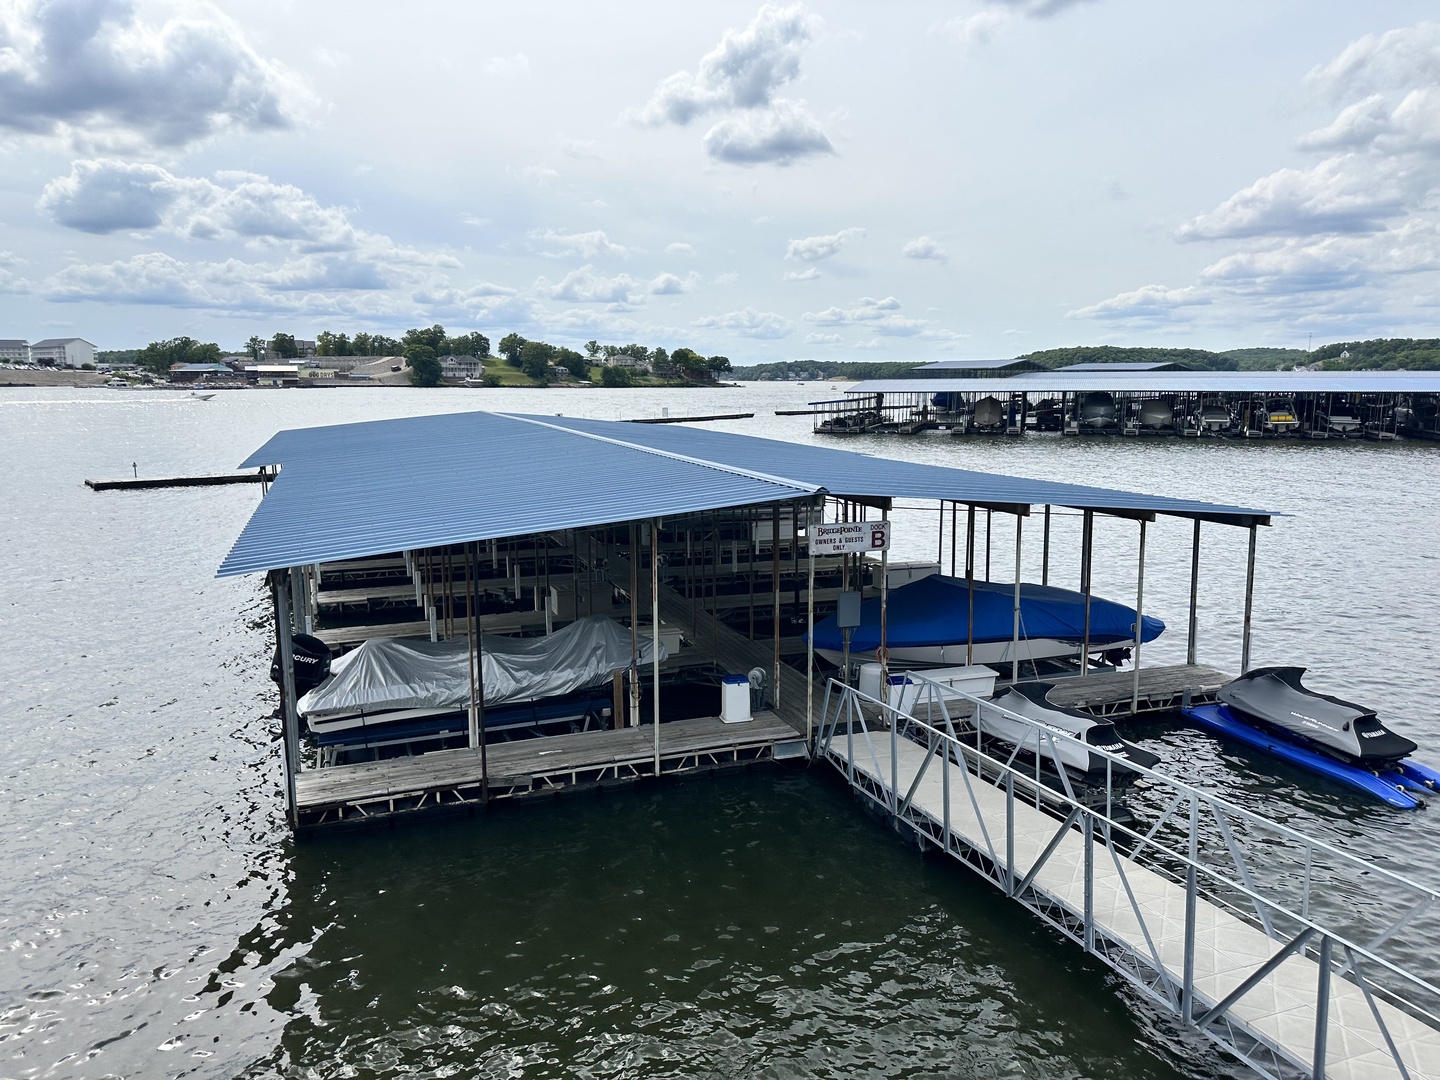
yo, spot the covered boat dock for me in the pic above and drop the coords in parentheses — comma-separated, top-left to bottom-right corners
(826, 371, 1440, 440)
(221, 410, 1274, 831)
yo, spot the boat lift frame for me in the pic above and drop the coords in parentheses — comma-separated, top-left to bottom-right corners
(817, 672, 1440, 1080)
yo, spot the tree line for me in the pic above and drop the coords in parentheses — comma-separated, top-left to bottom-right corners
(494, 335, 731, 386)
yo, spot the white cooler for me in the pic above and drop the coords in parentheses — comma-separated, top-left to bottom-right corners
(721, 674, 752, 723)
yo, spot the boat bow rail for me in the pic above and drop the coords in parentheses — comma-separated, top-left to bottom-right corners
(816, 672, 1440, 1080)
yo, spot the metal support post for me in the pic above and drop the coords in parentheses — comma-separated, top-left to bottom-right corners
(1187, 518, 1201, 667)
(1131, 518, 1147, 714)
(878, 506, 890, 691)
(772, 504, 782, 708)
(651, 518, 661, 775)
(1011, 515, 1023, 685)
(1080, 510, 1094, 677)
(1182, 795, 1198, 1021)
(1241, 523, 1257, 673)
(806, 501, 816, 746)
(1041, 505, 1051, 586)
(966, 506, 976, 666)
(1313, 936, 1333, 1080)
(271, 572, 301, 831)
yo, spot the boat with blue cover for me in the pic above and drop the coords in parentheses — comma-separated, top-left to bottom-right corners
(808, 574, 1164, 668)
(1182, 666, 1439, 808)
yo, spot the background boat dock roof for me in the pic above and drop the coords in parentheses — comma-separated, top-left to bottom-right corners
(847, 370, 1440, 395)
(220, 411, 1276, 577)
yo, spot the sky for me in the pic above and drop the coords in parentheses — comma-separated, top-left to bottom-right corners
(2, 0, 1439, 359)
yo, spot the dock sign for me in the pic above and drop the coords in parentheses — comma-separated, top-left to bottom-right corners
(811, 520, 890, 555)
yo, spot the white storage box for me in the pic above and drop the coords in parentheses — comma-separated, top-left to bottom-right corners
(721, 674, 752, 723)
(891, 665, 999, 714)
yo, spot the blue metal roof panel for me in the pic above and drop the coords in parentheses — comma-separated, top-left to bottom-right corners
(220, 412, 817, 577)
(848, 372, 1440, 394)
(532, 415, 1275, 525)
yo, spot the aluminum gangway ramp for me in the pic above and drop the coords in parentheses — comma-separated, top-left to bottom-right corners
(818, 674, 1440, 1080)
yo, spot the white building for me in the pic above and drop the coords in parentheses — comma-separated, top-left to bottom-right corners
(31, 337, 96, 368)
(606, 352, 649, 371)
(0, 339, 29, 362)
(440, 354, 485, 379)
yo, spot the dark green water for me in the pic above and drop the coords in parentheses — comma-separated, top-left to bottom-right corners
(3, 384, 1436, 1078)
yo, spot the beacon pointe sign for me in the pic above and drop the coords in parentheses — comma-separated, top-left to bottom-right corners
(810, 520, 891, 556)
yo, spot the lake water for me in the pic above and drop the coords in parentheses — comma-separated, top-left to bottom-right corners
(2, 382, 1438, 1079)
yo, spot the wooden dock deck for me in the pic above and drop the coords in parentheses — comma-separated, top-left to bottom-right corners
(295, 712, 805, 828)
(824, 718, 1440, 1080)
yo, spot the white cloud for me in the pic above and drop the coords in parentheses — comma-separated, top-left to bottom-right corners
(531, 228, 630, 258)
(785, 227, 862, 262)
(665, 241, 695, 256)
(650, 271, 699, 295)
(802, 295, 958, 338)
(534, 265, 698, 307)
(693, 306, 794, 338)
(805, 331, 841, 344)
(635, 3, 821, 125)
(783, 267, 820, 281)
(1078, 21, 1440, 333)
(513, 164, 560, 185)
(633, 4, 833, 166)
(701, 98, 833, 165)
(902, 235, 949, 263)
(0, 0, 308, 150)
(37, 160, 455, 272)
(933, 0, 1098, 48)
(482, 53, 530, 77)
(561, 139, 602, 159)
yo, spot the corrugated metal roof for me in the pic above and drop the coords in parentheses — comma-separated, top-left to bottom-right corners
(521, 415, 1273, 526)
(220, 413, 818, 577)
(914, 358, 1037, 371)
(221, 410, 1276, 577)
(1059, 362, 1193, 372)
(849, 371, 1440, 394)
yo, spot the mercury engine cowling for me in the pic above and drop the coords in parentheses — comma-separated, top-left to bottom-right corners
(1217, 666, 1418, 765)
(985, 682, 1160, 777)
(270, 632, 333, 697)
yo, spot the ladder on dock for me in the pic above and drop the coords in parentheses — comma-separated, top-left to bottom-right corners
(817, 673, 1440, 1080)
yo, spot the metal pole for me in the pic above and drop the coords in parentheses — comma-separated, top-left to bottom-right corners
(1131, 518, 1147, 715)
(966, 506, 976, 666)
(1187, 519, 1201, 666)
(270, 572, 300, 831)
(1042, 505, 1051, 586)
(878, 506, 890, 693)
(985, 509, 992, 581)
(772, 503, 782, 709)
(949, 501, 957, 577)
(651, 517, 661, 776)
(1080, 510, 1094, 677)
(629, 522, 640, 727)
(1313, 936, 1333, 1080)
(467, 542, 480, 750)
(1241, 523, 1257, 673)
(1011, 514, 1023, 684)
(807, 503, 816, 747)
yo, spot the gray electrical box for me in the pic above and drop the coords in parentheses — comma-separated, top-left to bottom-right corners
(836, 591, 862, 629)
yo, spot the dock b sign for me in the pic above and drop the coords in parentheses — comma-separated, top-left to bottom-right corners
(810, 520, 891, 556)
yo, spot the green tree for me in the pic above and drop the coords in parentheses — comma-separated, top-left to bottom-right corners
(707, 355, 731, 374)
(584, 339, 601, 358)
(270, 333, 297, 359)
(350, 332, 373, 355)
(520, 340, 556, 380)
(245, 335, 265, 362)
(403, 324, 447, 356)
(372, 335, 401, 355)
(670, 347, 705, 374)
(334, 333, 352, 356)
(405, 344, 441, 386)
(599, 365, 633, 387)
(498, 333, 527, 366)
(444, 331, 491, 358)
(138, 337, 223, 375)
(315, 330, 337, 356)
(555, 347, 586, 379)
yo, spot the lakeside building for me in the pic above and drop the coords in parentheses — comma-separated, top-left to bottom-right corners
(0, 339, 29, 362)
(31, 337, 95, 368)
(170, 362, 238, 383)
(440, 354, 484, 380)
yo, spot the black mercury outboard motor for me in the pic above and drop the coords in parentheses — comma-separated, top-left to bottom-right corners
(270, 632, 332, 697)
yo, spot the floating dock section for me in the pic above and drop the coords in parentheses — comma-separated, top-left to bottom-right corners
(818, 673, 1440, 1080)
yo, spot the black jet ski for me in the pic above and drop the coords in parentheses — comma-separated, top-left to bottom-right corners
(1216, 667, 1418, 766)
(985, 682, 1160, 779)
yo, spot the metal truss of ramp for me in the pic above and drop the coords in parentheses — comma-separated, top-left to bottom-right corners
(818, 674, 1440, 1080)
(295, 712, 801, 828)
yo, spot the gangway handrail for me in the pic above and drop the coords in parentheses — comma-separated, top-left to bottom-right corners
(816, 671, 1440, 1080)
